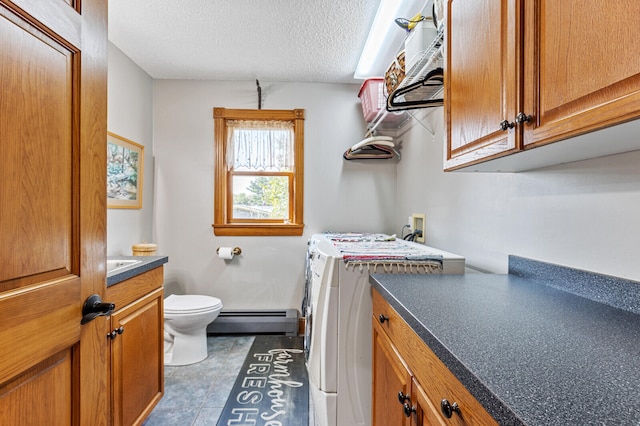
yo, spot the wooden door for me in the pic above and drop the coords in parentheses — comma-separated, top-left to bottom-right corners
(445, 0, 521, 171)
(523, 1, 640, 149)
(0, 0, 108, 425)
(372, 319, 412, 426)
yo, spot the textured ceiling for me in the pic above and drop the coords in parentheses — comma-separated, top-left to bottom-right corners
(108, 0, 381, 84)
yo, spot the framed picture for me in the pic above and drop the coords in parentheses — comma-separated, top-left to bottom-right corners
(107, 132, 144, 209)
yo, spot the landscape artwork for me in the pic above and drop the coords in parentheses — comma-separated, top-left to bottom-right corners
(107, 132, 143, 209)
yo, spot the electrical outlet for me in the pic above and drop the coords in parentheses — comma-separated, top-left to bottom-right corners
(411, 213, 426, 243)
(407, 216, 413, 231)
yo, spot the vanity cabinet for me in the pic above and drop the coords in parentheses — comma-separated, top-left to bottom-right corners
(444, 0, 640, 171)
(105, 266, 164, 426)
(372, 289, 497, 426)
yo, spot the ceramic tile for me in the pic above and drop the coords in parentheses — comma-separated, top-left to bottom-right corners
(145, 335, 313, 426)
(192, 408, 223, 426)
(143, 407, 199, 426)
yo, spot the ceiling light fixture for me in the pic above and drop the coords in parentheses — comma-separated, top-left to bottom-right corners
(354, 0, 427, 80)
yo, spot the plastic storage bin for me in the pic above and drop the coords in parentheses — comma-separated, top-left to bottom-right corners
(358, 78, 403, 124)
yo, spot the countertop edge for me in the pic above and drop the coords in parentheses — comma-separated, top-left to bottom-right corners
(370, 277, 526, 426)
(106, 255, 169, 286)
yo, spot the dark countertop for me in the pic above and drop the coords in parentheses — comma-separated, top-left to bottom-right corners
(369, 261, 640, 425)
(106, 255, 168, 286)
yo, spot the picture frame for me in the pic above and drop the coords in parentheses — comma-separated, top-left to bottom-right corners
(107, 131, 144, 209)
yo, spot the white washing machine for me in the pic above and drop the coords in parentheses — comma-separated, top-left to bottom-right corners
(304, 233, 465, 426)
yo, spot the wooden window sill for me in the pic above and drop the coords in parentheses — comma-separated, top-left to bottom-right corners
(212, 223, 304, 236)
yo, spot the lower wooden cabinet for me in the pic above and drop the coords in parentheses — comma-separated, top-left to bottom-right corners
(372, 318, 412, 426)
(106, 267, 165, 425)
(372, 289, 497, 426)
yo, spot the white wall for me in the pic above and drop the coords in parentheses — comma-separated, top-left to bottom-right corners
(109, 43, 640, 309)
(396, 108, 640, 281)
(107, 43, 155, 256)
(152, 80, 397, 309)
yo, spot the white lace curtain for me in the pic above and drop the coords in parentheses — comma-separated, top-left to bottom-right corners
(226, 120, 294, 171)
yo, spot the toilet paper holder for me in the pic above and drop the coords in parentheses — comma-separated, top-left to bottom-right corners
(216, 246, 242, 256)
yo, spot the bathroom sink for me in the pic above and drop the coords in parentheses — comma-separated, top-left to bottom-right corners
(107, 259, 142, 275)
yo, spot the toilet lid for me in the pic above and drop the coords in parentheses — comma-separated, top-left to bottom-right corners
(164, 294, 223, 314)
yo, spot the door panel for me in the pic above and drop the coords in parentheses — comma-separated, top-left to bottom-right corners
(0, 0, 107, 424)
(0, 349, 74, 424)
(0, 5, 75, 289)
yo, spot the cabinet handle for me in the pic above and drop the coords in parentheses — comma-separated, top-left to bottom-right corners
(378, 314, 389, 324)
(403, 402, 417, 417)
(499, 120, 515, 131)
(398, 391, 410, 404)
(440, 399, 460, 418)
(515, 112, 532, 125)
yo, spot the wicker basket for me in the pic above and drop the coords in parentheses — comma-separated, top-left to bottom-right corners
(132, 243, 157, 256)
(384, 50, 406, 95)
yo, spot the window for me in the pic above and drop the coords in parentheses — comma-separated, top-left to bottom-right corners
(213, 108, 305, 236)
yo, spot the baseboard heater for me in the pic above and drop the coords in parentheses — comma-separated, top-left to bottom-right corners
(207, 309, 298, 336)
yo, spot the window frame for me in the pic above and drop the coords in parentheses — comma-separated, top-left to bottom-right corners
(213, 107, 304, 236)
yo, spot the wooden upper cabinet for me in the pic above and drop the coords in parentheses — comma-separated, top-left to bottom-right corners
(523, 1, 640, 148)
(445, 0, 640, 171)
(445, 0, 521, 170)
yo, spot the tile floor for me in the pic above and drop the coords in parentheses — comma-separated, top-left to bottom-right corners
(143, 335, 313, 426)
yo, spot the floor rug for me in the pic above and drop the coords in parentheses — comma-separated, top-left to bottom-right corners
(217, 335, 309, 426)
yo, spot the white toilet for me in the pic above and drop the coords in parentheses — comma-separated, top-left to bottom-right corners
(163, 294, 223, 366)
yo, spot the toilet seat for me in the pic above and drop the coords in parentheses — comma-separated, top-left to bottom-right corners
(163, 294, 223, 366)
(164, 294, 223, 314)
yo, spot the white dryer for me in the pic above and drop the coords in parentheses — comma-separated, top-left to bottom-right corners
(305, 233, 465, 426)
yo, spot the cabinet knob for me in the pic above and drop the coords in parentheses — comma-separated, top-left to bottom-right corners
(107, 326, 124, 340)
(499, 120, 515, 131)
(515, 112, 532, 125)
(440, 399, 460, 418)
(398, 391, 410, 404)
(378, 314, 389, 324)
(403, 402, 417, 417)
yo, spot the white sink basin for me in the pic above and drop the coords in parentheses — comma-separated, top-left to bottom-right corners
(107, 259, 142, 275)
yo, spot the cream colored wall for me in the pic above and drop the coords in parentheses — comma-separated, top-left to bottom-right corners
(107, 43, 154, 256)
(152, 80, 397, 310)
(395, 108, 640, 281)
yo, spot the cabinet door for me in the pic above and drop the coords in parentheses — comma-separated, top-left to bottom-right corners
(411, 378, 446, 426)
(372, 318, 412, 426)
(445, 0, 521, 170)
(111, 288, 164, 426)
(523, 1, 640, 148)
